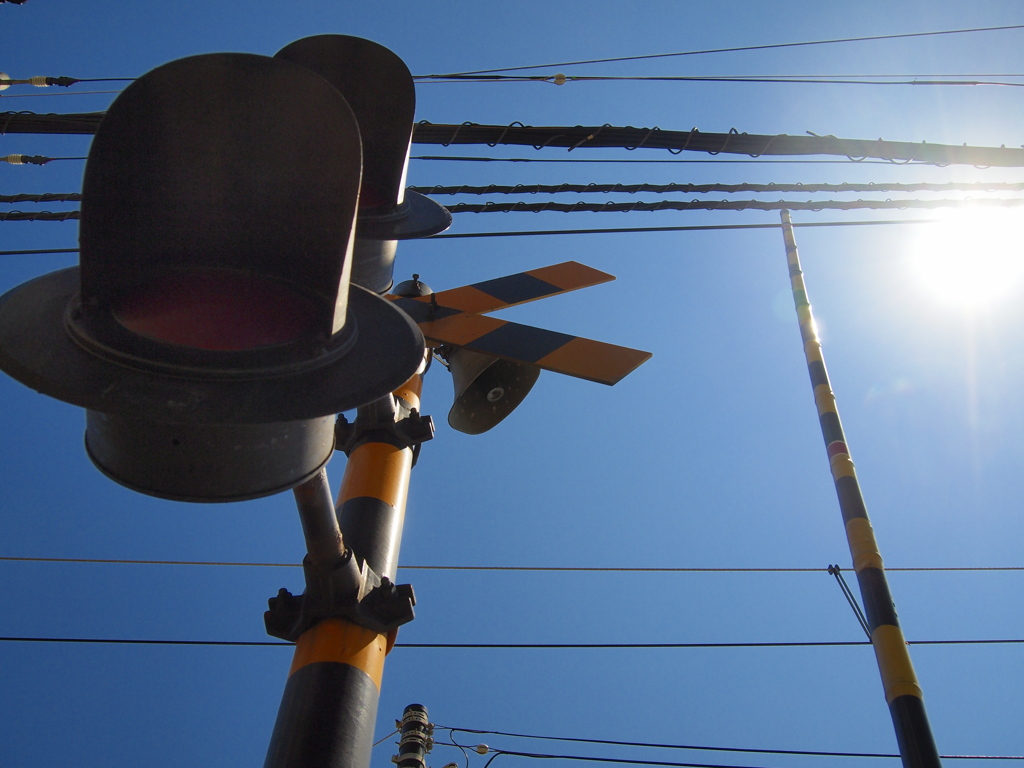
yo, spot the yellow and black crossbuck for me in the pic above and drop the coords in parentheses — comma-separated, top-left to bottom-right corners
(387, 261, 651, 385)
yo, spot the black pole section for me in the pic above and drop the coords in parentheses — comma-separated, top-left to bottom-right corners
(394, 704, 433, 768)
(780, 210, 941, 768)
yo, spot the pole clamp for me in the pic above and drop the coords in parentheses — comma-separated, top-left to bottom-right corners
(335, 405, 434, 455)
(264, 550, 416, 640)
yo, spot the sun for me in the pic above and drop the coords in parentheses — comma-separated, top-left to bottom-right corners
(908, 207, 1024, 311)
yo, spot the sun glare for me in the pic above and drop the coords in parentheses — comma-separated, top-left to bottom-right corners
(908, 207, 1024, 311)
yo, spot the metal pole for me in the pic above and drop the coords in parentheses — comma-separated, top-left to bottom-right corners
(393, 704, 433, 768)
(264, 364, 429, 768)
(780, 210, 941, 768)
(293, 469, 345, 569)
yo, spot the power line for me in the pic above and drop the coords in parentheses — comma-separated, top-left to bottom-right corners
(420, 74, 1024, 88)
(429, 219, 938, 238)
(1, 193, 82, 203)
(2, 556, 1022, 572)
(428, 24, 1024, 77)
(442, 726, 1024, 761)
(412, 156, 944, 165)
(444, 198, 1024, 213)
(8, 183, 1020, 209)
(410, 124, 1024, 166)
(442, 746, 1024, 768)
(0, 219, 943, 255)
(7, 199, 1018, 223)
(9, 114, 1024, 166)
(438, 745, 803, 768)
(411, 182, 1024, 195)
(0, 89, 122, 98)
(3, 636, 1022, 648)
(0, 210, 79, 221)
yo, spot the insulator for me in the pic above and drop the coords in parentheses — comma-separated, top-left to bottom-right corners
(2, 155, 26, 165)
(29, 76, 48, 87)
(0, 73, 10, 91)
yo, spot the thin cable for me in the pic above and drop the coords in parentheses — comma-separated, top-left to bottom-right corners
(0, 210, 79, 221)
(444, 726, 1011, 761)
(430, 24, 1024, 76)
(3, 556, 1022, 571)
(1, 193, 82, 203)
(373, 728, 401, 748)
(441, 746, 778, 768)
(0, 219, 940, 256)
(444, 198, 1024, 214)
(392, 640, 1024, 648)
(8, 199, 1015, 223)
(410, 182, 1024, 196)
(412, 156, 941, 165)
(434, 72, 1024, 79)
(0, 248, 80, 256)
(3, 636, 1022, 648)
(430, 219, 938, 238)
(829, 565, 871, 639)
(421, 74, 1024, 88)
(8, 183, 1020, 207)
(0, 90, 122, 98)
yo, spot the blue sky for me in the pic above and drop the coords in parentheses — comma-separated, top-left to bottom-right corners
(2, 2, 1023, 767)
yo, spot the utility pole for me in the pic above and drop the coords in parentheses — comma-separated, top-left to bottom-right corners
(780, 210, 941, 768)
(393, 704, 434, 768)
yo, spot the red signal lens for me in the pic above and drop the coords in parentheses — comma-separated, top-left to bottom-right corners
(358, 183, 389, 209)
(113, 269, 319, 351)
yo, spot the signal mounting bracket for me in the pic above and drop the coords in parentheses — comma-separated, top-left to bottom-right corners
(264, 550, 416, 640)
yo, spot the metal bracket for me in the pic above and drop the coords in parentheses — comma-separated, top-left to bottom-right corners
(335, 399, 434, 456)
(265, 550, 416, 641)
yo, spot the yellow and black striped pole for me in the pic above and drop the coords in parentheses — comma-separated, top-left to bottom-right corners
(263, 366, 427, 768)
(780, 210, 941, 768)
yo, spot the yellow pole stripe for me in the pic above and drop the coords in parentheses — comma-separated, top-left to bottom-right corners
(804, 340, 823, 364)
(830, 453, 857, 480)
(846, 517, 885, 572)
(288, 618, 386, 690)
(337, 442, 412, 509)
(871, 624, 924, 703)
(813, 383, 837, 416)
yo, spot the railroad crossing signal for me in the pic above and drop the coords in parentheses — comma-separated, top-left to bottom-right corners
(0, 35, 651, 768)
(0, 51, 425, 501)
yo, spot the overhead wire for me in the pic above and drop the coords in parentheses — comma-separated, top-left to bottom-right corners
(1, 556, 1022, 571)
(437, 745, 1024, 768)
(410, 181, 1024, 195)
(10, 183, 1022, 206)
(427, 24, 1024, 76)
(2, 636, 1023, 648)
(0, 219, 949, 255)
(412, 156, 952, 164)
(9, 114, 1024, 166)
(441, 726, 1024, 761)
(419, 75, 1024, 88)
(0, 90, 123, 98)
(444, 198, 1024, 213)
(6, 198, 1022, 222)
